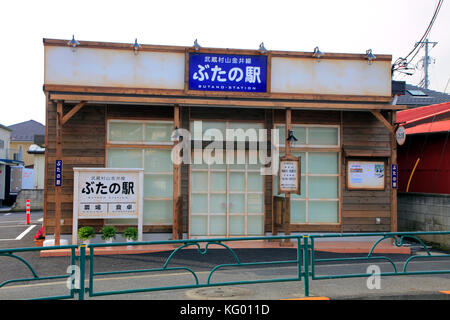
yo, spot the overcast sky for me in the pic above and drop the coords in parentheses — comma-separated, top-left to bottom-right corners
(0, 0, 448, 126)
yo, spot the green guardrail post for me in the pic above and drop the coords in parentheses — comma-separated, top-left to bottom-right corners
(79, 244, 86, 300)
(303, 235, 310, 297)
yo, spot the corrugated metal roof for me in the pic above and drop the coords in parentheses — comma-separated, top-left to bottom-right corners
(405, 119, 450, 135)
(397, 102, 450, 124)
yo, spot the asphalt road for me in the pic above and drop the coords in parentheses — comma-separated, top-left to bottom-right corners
(0, 210, 449, 301)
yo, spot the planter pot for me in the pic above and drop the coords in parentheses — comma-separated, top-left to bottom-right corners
(105, 238, 113, 244)
(82, 239, 90, 245)
(34, 239, 44, 247)
(126, 238, 135, 249)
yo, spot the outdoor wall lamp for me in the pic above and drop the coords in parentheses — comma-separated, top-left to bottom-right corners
(259, 42, 267, 54)
(193, 39, 201, 51)
(312, 46, 323, 60)
(133, 39, 142, 55)
(286, 130, 298, 143)
(366, 49, 376, 65)
(67, 35, 80, 52)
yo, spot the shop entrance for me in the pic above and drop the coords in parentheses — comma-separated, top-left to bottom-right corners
(189, 150, 265, 238)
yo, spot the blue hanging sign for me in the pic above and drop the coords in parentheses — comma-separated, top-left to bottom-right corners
(188, 52, 267, 93)
(392, 164, 398, 189)
(55, 160, 62, 187)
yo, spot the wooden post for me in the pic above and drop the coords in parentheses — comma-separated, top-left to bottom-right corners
(391, 111, 398, 232)
(281, 108, 293, 246)
(55, 101, 63, 246)
(173, 105, 182, 239)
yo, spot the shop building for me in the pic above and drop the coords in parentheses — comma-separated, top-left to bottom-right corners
(42, 38, 405, 244)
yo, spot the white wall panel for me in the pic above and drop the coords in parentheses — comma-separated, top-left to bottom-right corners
(45, 47, 185, 89)
(271, 57, 391, 96)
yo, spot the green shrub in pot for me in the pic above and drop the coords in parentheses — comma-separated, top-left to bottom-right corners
(123, 227, 138, 241)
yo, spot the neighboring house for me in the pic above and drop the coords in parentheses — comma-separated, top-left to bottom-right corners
(397, 102, 450, 194)
(0, 123, 24, 206)
(27, 144, 45, 189)
(396, 83, 450, 109)
(0, 123, 12, 159)
(8, 120, 45, 167)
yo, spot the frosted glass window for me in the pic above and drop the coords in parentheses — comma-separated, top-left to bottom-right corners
(229, 216, 245, 235)
(308, 152, 338, 174)
(109, 122, 142, 142)
(144, 123, 173, 142)
(210, 216, 227, 235)
(227, 122, 262, 142)
(229, 194, 245, 214)
(248, 173, 263, 192)
(247, 216, 264, 235)
(308, 127, 338, 145)
(309, 201, 339, 223)
(190, 216, 207, 236)
(144, 175, 173, 198)
(143, 200, 172, 224)
(200, 122, 226, 140)
(308, 176, 338, 199)
(276, 125, 306, 146)
(229, 173, 245, 192)
(247, 194, 263, 213)
(191, 194, 207, 214)
(210, 194, 227, 214)
(291, 201, 306, 223)
(191, 172, 208, 192)
(290, 176, 306, 199)
(144, 149, 173, 173)
(210, 172, 226, 192)
(107, 149, 142, 168)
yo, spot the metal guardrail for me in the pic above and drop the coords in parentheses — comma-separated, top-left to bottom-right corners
(0, 231, 449, 300)
(0, 245, 78, 300)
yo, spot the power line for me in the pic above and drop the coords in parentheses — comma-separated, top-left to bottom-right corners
(392, 0, 443, 76)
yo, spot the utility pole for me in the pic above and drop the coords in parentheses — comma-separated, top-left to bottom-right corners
(417, 38, 438, 89)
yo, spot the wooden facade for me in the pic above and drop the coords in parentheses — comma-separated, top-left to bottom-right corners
(42, 38, 405, 243)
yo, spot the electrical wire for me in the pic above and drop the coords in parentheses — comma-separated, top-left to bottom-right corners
(392, 0, 443, 75)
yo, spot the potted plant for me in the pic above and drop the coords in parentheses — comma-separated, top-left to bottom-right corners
(78, 226, 95, 245)
(34, 226, 45, 247)
(122, 227, 138, 243)
(101, 226, 116, 243)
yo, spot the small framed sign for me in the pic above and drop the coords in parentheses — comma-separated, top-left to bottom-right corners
(347, 160, 385, 190)
(278, 155, 301, 194)
(72, 167, 144, 244)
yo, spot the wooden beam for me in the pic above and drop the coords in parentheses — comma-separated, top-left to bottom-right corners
(61, 101, 87, 126)
(49, 93, 407, 111)
(370, 110, 395, 134)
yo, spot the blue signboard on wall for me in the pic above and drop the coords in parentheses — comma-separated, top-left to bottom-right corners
(55, 160, 62, 186)
(188, 52, 267, 93)
(392, 164, 398, 189)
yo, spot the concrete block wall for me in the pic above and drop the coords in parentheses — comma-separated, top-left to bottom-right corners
(398, 192, 450, 250)
(12, 189, 44, 211)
